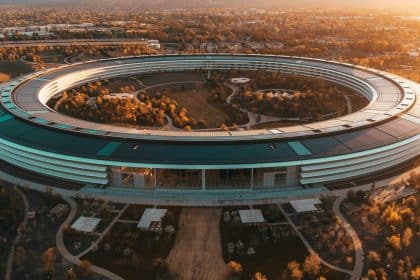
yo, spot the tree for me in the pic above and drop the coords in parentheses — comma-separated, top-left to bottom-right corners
(252, 272, 268, 280)
(288, 261, 303, 280)
(386, 234, 401, 251)
(401, 227, 413, 248)
(403, 196, 417, 209)
(367, 250, 381, 264)
(367, 269, 377, 280)
(303, 254, 321, 276)
(411, 266, 420, 279)
(79, 260, 92, 277)
(42, 247, 57, 273)
(14, 245, 26, 266)
(64, 268, 77, 280)
(227, 261, 242, 280)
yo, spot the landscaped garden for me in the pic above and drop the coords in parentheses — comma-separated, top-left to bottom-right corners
(0, 184, 25, 277)
(83, 206, 181, 280)
(47, 68, 367, 132)
(9, 188, 72, 280)
(342, 177, 420, 280)
(63, 197, 123, 255)
(221, 204, 350, 280)
(293, 196, 355, 271)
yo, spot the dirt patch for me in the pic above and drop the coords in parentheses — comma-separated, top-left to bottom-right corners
(147, 83, 231, 128)
(166, 208, 229, 280)
(0, 72, 10, 83)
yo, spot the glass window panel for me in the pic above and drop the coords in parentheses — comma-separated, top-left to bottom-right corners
(205, 169, 251, 189)
(157, 169, 201, 189)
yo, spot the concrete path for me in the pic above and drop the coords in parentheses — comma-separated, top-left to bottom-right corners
(166, 208, 229, 280)
(344, 95, 353, 114)
(225, 83, 289, 129)
(333, 195, 363, 280)
(130, 77, 147, 88)
(277, 204, 353, 276)
(5, 187, 29, 280)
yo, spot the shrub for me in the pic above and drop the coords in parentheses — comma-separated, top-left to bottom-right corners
(402, 227, 413, 248)
(386, 234, 401, 251)
(302, 254, 321, 276)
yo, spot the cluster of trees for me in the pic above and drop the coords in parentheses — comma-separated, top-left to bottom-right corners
(298, 196, 355, 269)
(82, 210, 177, 279)
(53, 81, 200, 130)
(234, 72, 366, 120)
(286, 254, 324, 280)
(238, 89, 345, 120)
(0, 185, 24, 273)
(227, 261, 269, 280)
(0, 43, 157, 63)
(139, 93, 199, 130)
(346, 188, 419, 280)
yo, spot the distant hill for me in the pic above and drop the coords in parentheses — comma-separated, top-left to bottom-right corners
(2, 0, 420, 9)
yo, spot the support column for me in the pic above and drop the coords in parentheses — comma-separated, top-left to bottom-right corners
(251, 168, 254, 190)
(154, 168, 158, 189)
(286, 166, 298, 186)
(202, 169, 206, 190)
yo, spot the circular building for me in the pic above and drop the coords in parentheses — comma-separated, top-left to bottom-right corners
(0, 54, 419, 205)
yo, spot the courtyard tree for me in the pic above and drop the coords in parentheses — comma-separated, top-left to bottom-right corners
(401, 227, 413, 248)
(386, 234, 401, 251)
(303, 254, 321, 276)
(287, 261, 303, 280)
(79, 260, 92, 277)
(42, 247, 57, 274)
(227, 261, 242, 280)
(64, 267, 77, 280)
(252, 272, 268, 280)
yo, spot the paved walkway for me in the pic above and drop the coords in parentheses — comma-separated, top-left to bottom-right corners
(333, 195, 363, 280)
(55, 196, 124, 280)
(277, 204, 353, 276)
(166, 208, 229, 280)
(5, 187, 29, 280)
(344, 95, 353, 114)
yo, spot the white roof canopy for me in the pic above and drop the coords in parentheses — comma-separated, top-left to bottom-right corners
(137, 208, 167, 229)
(239, 209, 265, 223)
(71, 216, 101, 232)
(289, 198, 322, 213)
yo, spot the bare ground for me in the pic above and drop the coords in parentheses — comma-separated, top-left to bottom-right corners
(166, 208, 229, 280)
(0, 72, 10, 83)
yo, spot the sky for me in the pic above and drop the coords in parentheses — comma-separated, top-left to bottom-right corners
(1, 0, 420, 10)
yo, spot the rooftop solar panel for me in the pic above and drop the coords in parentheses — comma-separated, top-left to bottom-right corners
(288, 141, 312, 156)
(96, 141, 122, 157)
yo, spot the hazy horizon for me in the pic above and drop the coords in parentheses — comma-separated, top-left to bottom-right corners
(1, 0, 420, 10)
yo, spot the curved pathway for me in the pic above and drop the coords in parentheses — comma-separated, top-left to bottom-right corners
(344, 95, 353, 114)
(5, 186, 29, 280)
(333, 195, 364, 280)
(277, 204, 353, 276)
(225, 84, 285, 129)
(56, 196, 124, 280)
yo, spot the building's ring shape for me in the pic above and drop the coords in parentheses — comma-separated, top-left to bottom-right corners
(0, 54, 419, 205)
